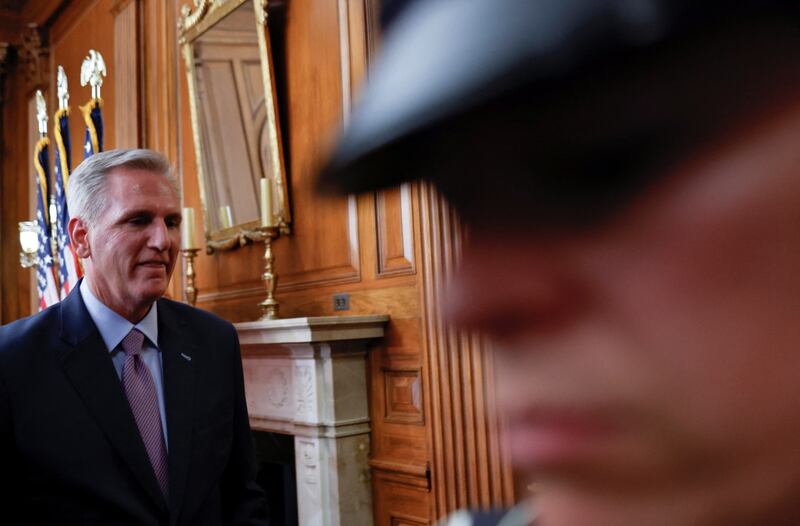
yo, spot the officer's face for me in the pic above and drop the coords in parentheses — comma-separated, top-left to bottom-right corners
(446, 98, 800, 525)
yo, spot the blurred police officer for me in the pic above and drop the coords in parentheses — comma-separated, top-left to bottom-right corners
(321, 1, 800, 525)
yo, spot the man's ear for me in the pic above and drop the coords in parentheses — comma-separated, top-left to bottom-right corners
(69, 216, 91, 258)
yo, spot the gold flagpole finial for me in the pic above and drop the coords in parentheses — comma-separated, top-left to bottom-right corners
(35, 89, 48, 136)
(80, 49, 106, 100)
(57, 65, 69, 110)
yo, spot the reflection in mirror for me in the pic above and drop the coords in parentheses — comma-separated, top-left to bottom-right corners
(194, 3, 262, 230)
(180, 0, 289, 251)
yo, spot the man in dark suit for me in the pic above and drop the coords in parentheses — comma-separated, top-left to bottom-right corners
(321, 1, 800, 525)
(0, 149, 269, 525)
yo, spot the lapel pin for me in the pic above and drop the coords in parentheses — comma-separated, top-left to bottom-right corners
(180, 352, 192, 362)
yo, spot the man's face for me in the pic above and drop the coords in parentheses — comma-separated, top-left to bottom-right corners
(73, 168, 181, 322)
(446, 99, 800, 525)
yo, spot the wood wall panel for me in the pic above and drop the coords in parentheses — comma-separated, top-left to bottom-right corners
(373, 471, 432, 526)
(112, 0, 141, 148)
(276, 194, 361, 291)
(142, 0, 180, 162)
(376, 184, 415, 278)
(273, 0, 358, 290)
(345, 0, 367, 101)
(383, 368, 423, 424)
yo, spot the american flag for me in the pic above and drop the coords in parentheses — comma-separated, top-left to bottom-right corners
(81, 98, 104, 157)
(33, 138, 61, 310)
(53, 108, 83, 297)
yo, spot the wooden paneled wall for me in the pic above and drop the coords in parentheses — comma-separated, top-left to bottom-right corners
(0, 0, 515, 523)
(1, 43, 31, 323)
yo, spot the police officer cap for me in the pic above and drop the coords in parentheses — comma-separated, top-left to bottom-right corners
(319, 0, 800, 213)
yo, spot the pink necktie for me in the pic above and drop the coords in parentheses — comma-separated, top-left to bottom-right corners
(120, 329, 169, 498)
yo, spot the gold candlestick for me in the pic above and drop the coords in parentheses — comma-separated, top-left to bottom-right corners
(257, 226, 280, 319)
(181, 248, 200, 306)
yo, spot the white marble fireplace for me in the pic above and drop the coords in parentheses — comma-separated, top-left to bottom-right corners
(235, 315, 389, 526)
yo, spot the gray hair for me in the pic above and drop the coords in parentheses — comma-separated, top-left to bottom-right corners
(67, 148, 179, 225)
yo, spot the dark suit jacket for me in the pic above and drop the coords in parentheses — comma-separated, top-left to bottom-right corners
(0, 284, 269, 525)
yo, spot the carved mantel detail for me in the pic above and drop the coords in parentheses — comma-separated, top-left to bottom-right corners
(18, 24, 48, 92)
(265, 368, 289, 408)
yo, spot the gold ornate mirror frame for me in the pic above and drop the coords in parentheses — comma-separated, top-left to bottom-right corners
(179, 0, 290, 253)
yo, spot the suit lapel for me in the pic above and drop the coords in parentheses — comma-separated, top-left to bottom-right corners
(157, 299, 197, 523)
(57, 284, 168, 513)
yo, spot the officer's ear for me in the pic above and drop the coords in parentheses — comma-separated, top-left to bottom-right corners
(69, 216, 91, 258)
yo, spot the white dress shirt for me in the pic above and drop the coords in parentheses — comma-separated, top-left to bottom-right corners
(80, 281, 169, 449)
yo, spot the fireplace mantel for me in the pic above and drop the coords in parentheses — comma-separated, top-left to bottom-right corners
(235, 315, 389, 526)
(236, 315, 389, 345)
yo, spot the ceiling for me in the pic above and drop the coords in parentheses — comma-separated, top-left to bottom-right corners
(0, 0, 67, 44)
(0, 1, 24, 11)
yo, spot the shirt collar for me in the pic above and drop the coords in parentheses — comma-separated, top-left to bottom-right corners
(79, 280, 160, 353)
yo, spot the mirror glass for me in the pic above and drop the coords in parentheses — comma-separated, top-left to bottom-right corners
(180, 0, 289, 251)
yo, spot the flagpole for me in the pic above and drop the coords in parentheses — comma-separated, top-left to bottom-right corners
(33, 90, 61, 308)
(54, 65, 83, 297)
(80, 49, 106, 157)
